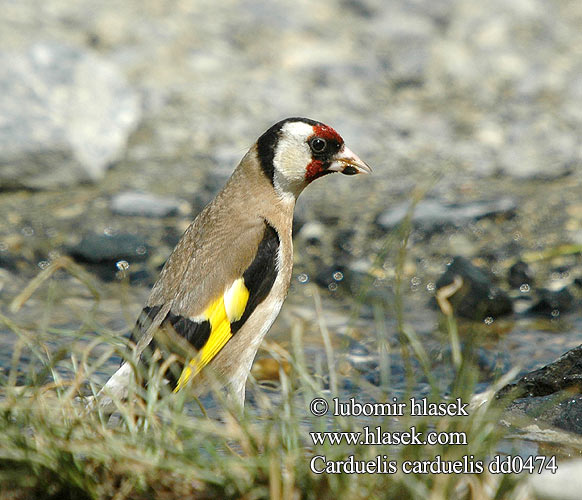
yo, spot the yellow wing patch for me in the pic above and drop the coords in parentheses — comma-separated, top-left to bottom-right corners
(224, 278, 249, 322)
(174, 278, 249, 391)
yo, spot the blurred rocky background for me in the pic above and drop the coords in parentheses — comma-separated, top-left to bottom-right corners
(1, 0, 582, 476)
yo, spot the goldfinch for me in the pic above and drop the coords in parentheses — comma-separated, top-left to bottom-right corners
(96, 117, 370, 409)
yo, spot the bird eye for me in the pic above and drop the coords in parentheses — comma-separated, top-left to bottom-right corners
(310, 137, 327, 154)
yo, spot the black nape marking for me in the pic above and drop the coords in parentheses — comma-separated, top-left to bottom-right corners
(231, 221, 280, 333)
(256, 117, 322, 183)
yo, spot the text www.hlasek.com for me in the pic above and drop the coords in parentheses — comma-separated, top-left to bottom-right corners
(310, 426, 467, 446)
(308, 397, 558, 475)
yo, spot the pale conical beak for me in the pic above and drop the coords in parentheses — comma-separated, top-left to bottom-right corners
(327, 146, 372, 175)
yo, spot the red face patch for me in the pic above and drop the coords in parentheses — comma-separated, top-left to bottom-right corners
(305, 159, 324, 182)
(304, 122, 345, 182)
(312, 124, 343, 144)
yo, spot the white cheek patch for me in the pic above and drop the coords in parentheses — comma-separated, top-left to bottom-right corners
(273, 122, 314, 196)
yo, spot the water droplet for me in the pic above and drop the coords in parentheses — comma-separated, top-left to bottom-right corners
(21, 226, 34, 237)
(136, 245, 147, 255)
(328, 282, 338, 291)
(116, 260, 130, 271)
(519, 284, 530, 293)
(551, 309, 560, 318)
(484, 316, 494, 325)
(426, 282, 435, 292)
(38, 260, 50, 269)
(410, 276, 421, 286)
(333, 271, 344, 281)
(297, 273, 309, 284)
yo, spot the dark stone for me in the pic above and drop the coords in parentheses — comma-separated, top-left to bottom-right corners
(526, 287, 575, 317)
(496, 344, 582, 401)
(508, 260, 534, 289)
(435, 256, 513, 320)
(376, 198, 517, 234)
(67, 233, 149, 264)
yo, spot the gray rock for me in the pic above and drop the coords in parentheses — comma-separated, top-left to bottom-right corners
(497, 344, 582, 401)
(0, 42, 140, 189)
(110, 191, 188, 218)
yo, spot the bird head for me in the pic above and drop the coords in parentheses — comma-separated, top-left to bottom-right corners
(256, 117, 371, 198)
